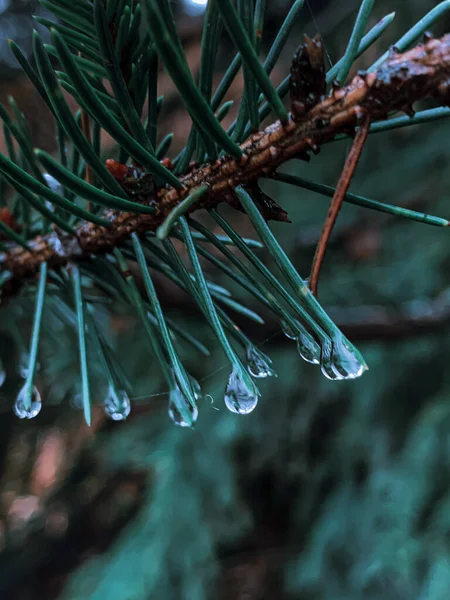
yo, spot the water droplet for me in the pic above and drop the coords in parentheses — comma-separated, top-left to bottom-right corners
(281, 319, 321, 365)
(43, 172, 63, 195)
(296, 331, 321, 364)
(224, 369, 259, 415)
(281, 320, 297, 340)
(320, 339, 344, 380)
(104, 387, 131, 421)
(14, 384, 42, 419)
(332, 338, 367, 380)
(168, 386, 198, 427)
(246, 346, 276, 378)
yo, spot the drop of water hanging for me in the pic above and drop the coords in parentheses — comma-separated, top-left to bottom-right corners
(168, 386, 198, 427)
(104, 387, 131, 421)
(246, 346, 276, 378)
(281, 318, 321, 365)
(320, 339, 345, 380)
(321, 362, 344, 380)
(224, 369, 259, 415)
(281, 320, 297, 340)
(331, 338, 367, 380)
(14, 384, 42, 419)
(296, 331, 321, 364)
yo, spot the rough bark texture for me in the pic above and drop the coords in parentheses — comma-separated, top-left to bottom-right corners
(2, 33, 450, 290)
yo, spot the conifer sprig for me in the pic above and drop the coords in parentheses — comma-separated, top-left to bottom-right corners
(0, 0, 449, 424)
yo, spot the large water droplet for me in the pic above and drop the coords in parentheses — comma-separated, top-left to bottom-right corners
(332, 338, 367, 380)
(320, 339, 345, 380)
(104, 387, 131, 421)
(168, 386, 198, 427)
(224, 369, 259, 415)
(281, 320, 297, 340)
(246, 346, 276, 378)
(296, 331, 321, 364)
(14, 384, 42, 419)
(281, 319, 321, 365)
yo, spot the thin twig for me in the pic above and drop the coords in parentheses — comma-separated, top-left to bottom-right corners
(2, 33, 450, 294)
(309, 116, 370, 296)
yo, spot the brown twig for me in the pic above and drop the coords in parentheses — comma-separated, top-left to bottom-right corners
(2, 33, 450, 295)
(309, 116, 371, 296)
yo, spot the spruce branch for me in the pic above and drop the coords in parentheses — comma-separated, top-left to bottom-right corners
(2, 33, 450, 291)
(2, 0, 450, 424)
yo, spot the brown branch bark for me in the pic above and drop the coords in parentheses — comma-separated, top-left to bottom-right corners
(2, 33, 450, 295)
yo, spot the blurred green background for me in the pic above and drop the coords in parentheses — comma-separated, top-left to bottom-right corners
(0, 0, 450, 598)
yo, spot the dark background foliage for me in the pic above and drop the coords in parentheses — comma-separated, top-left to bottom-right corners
(0, 1, 449, 598)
